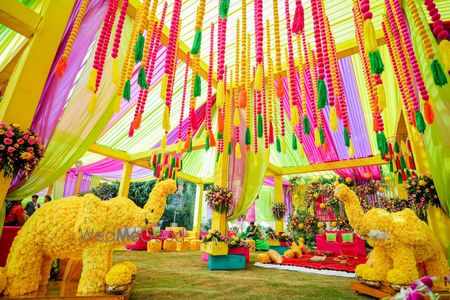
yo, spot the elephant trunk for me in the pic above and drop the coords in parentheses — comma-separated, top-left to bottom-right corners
(143, 179, 177, 226)
(334, 184, 365, 233)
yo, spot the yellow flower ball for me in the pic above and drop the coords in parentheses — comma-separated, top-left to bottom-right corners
(345, 177, 352, 183)
(298, 223, 304, 230)
(331, 221, 337, 228)
(317, 222, 324, 229)
(378, 187, 384, 192)
(120, 261, 137, 275)
(319, 203, 326, 209)
(418, 180, 426, 186)
(384, 177, 391, 182)
(333, 181, 339, 186)
(105, 264, 133, 286)
(364, 173, 371, 179)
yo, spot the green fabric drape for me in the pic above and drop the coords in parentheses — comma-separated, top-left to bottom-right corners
(256, 186, 275, 222)
(7, 17, 133, 199)
(89, 175, 102, 190)
(53, 175, 66, 200)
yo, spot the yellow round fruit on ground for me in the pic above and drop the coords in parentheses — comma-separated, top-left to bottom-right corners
(331, 221, 337, 228)
(317, 222, 324, 229)
(319, 203, 326, 209)
(298, 223, 304, 230)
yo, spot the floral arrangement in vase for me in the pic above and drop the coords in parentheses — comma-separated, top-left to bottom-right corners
(206, 185, 233, 213)
(227, 235, 251, 249)
(0, 122, 44, 178)
(201, 229, 226, 243)
(271, 202, 287, 220)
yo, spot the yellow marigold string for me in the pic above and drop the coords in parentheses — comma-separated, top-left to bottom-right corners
(56, 0, 89, 76)
(272, 0, 285, 140)
(245, 34, 252, 151)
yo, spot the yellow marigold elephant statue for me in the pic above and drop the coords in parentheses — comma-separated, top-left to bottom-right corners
(334, 184, 448, 287)
(1, 179, 176, 296)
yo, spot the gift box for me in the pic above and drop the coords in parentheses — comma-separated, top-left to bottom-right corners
(190, 239, 201, 251)
(176, 240, 190, 251)
(200, 242, 228, 256)
(208, 254, 246, 270)
(147, 240, 161, 253)
(269, 245, 290, 255)
(163, 239, 177, 252)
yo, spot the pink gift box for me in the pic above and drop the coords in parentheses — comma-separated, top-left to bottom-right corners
(228, 247, 250, 262)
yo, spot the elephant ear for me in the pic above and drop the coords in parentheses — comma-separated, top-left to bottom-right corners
(391, 209, 428, 245)
(74, 194, 106, 238)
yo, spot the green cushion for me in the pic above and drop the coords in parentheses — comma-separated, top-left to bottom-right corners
(341, 233, 354, 243)
(152, 227, 161, 236)
(325, 232, 337, 242)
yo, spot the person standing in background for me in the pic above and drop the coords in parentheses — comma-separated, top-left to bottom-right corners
(4, 200, 28, 226)
(25, 195, 40, 217)
(44, 195, 52, 203)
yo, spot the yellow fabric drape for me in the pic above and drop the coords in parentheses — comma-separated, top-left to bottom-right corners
(52, 174, 66, 200)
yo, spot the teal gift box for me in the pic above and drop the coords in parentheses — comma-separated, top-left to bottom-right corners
(208, 254, 246, 270)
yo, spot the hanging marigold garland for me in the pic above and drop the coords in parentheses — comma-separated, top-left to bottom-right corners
(110, 0, 128, 85)
(160, 0, 183, 148)
(177, 53, 190, 153)
(205, 23, 216, 151)
(56, 0, 90, 77)
(254, 0, 264, 149)
(265, 21, 275, 146)
(233, 19, 242, 158)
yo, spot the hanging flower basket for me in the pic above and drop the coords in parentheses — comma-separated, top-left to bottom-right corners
(271, 202, 287, 220)
(0, 122, 44, 178)
(206, 185, 233, 213)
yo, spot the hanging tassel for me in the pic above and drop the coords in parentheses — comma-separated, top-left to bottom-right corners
(254, 63, 263, 91)
(208, 130, 216, 147)
(171, 156, 176, 168)
(394, 140, 400, 153)
(430, 59, 448, 87)
(194, 74, 202, 97)
(292, 134, 298, 150)
(395, 156, 401, 170)
(114, 95, 122, 112)
(291, 106, 299, 127)
(276, 78, 285, 98)
(314, 127, 320, 147)
(216, 152, 221, 162)
(217, 80, 224, 108)
(292, 0, 304, 34)
(379, 131, 388, 156)
(363, 19, 377, 52)
(134, 34, 145, 63)
(138, 67, 149, 89)
(123, 79, 131, 101)
(163, 106, 171, 132)
(317, 79, 328, 109)
(217, 132, 224, 140)
(218, 110, 224, 133)
(128, 125, 135, 137)
(55, 57, 67, 77)
(184, 134, 191, 150)
(219, 0, 230, 18)
(303, 115, 310, 135)
(409, 156, 416, 170)
(319, 126, 325, 145)
(228, 142, 232, 155)
(281, 137, 287, 153)
(152, 154, 157, 168)
(400, 156, 407, 169)
(438, 40, 450, 72)
(177, 139, 182, 153)
(133, 112, 142, 129)
(377, 85, 386, 111)
(369, 50, 384, 74)
(159, 134, 166, 149)
(157, 153, 162, 164)
(205, 134, 210, 151)
(343, 127, 350, 147)
(397, 172, 403, 184)
(88, 69, 97, 91)
(330, 106, 338, 132)
(257, 114, 263, 137)
(269, 122, 274, 144)
(233, 108, 240, 126)
(239, 89, 247, 108)
(112, 58, 119, 84)
(415, 110, 426, 133)
(400, 169, 407, 181)
(191, 110, 198, 131)
(276, 137, 282, 152)
(348, 140, 355, 157)
(191, 30, 202, 55)
(235, 143, 242, 158)
(424, 101, 435, 124)
(245, 127, 251, 145)
(405, 169, 411, 179)
(160, 74, 168, 100)
(88, 93, 97, 114)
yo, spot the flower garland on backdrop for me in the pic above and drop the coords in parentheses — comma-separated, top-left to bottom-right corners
(148, 153, 183, 181)
(271, 202, 287, 220)
(206, 185, 233, 213)
(0, 122, 44, 178)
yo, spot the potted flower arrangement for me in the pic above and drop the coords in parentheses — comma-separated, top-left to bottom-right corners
(227, 235, 251, 262)
(271, 202, 287, 220)
(200, 229, 228, 256)
(206, 185, 233, 213)
(0, 122, 44, 200)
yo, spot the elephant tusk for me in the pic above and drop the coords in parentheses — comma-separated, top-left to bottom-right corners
(368, 230, 389, 240)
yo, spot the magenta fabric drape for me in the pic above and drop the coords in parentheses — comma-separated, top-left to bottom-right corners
(246, 202, 256, 222)
(63, 171, 92, 196)
(283, 185, 292, 222)
(9, 0, 108, 193)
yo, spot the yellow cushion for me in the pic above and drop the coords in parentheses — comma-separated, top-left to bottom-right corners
(176, 241, 190, 251)
(147, 240, 161, 253)
(245, 239, 256, 252)
(163, 240, 177, 252)
(284, 249, 295, 258)
(257, 253, 272, 263)
(291, 242, 302, 258)
(189, 239, 201, 251)
(267, 250, 283, 264)
(187, 231, 200, 239)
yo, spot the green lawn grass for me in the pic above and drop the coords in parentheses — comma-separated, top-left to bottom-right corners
(112, 250, 370, 300)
